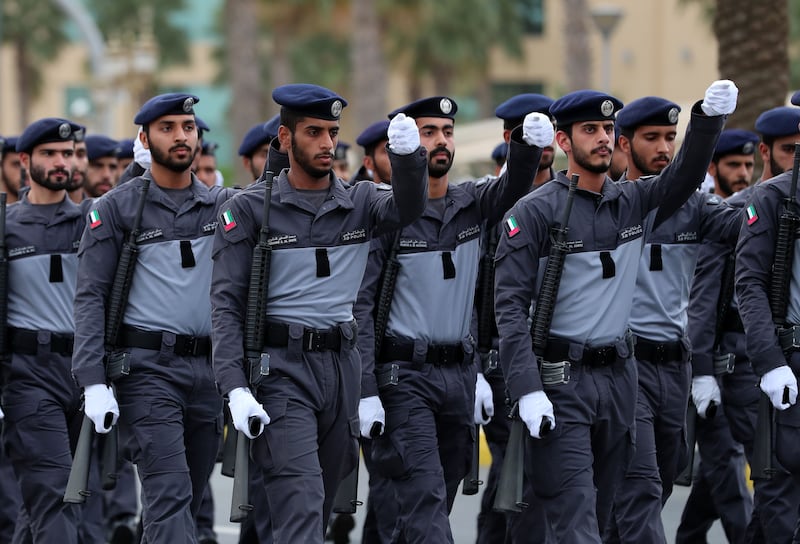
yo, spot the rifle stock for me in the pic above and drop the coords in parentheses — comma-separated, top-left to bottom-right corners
(230, 172, 275, 522)
(374, 231, 402, 358)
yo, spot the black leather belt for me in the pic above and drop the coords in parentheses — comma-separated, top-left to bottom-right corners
(633, 336, 684, 364)
(379, 338, 465, 366)
(119, 326, 211, 356)
(264, 322, 341, 352)
(542, 338, 618, 367)
(8, 327, 74, 356)
(721, 311, 744, 334)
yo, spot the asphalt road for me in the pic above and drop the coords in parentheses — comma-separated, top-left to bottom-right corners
(206, 460, 729, 543)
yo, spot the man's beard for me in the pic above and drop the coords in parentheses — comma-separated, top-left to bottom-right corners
(631, 147, 670, 176)
(30, 163, 70, 191)
(427, 146, 453, 178)
(291, 137, 332, 179)
(770, 154, 785, 177)
(66, 169, 86, 192)
(538, 150, 554, 172)
(573, 144, 611, 175)
(150, 143, 194, 173)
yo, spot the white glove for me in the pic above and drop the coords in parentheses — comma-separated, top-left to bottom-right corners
(84, 384, 119, 434)
(134, 127, 152, 168)
(474, 373, 494, 425)
(700, 80, 738, 117)
(358, 395, 385, 438)
(0, 405, 4, 421)
(388, 113, 420, 155)
(519, 391, 555, 439)
(691, 376, 721, 418)
(760, 365, 799, 410)
(228, 387, 270, 438)
(522, 112, 555, 148)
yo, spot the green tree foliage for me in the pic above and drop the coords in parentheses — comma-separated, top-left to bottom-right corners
(1, 0, 69, 122)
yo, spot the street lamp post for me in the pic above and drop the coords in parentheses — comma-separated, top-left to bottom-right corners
(590, 5, 624, 93)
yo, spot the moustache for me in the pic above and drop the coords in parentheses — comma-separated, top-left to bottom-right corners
(431, 146, 452, 160)
(592, 146, 612, 155)
(49, 168, 70, 177)
(170, 145, 193, 153)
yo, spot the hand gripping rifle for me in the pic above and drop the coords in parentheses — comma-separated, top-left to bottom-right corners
(65, 178, 151, 503)
(752, 144, 800, 480)
(230, 171, 275, 523)
(495, 174, 578, 512)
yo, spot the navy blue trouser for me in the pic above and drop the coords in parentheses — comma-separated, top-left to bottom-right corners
(2, 347, 85, 544)
(676, 404, 752, 544)
(526, 357, 637, 544)
(606, 353, 690, 543)
(0, 437, 22, 542)
(116, 339, 222, 544)
(369, 356, 475, 544)
(250, 321, 360, 543)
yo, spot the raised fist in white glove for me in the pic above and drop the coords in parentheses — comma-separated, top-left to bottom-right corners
(388, 113, 420, 155)
(474, 373, 494, 425)
(519, 390, 555, 439)
(228, 387, 270, 438)
(358, 395, 385, 438)
(691, 375, 721, 418)
(84, 384, 119, 434)
(134, 127, 152, 168)
(760, 365, 798, 410)
(701, 80, 738, 117)
(522, 112, 555, 148)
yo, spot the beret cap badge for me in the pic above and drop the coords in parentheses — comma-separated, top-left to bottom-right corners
(58, 123, 72, 139)
(600, 100, 615, 117)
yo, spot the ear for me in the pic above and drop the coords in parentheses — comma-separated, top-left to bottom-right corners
(555, 131, 571, 154)
(278, 125, 292, 153)
(363, 155, 375, 171)
(19, 152, 30, 170)
(758, 141, 770, 163)
(617, 134, 631, 154)
(139, 128, 150, 150)
(707, 161, 717, 179)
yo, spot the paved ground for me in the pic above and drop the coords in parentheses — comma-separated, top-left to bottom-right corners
(207, 460, 730, 543)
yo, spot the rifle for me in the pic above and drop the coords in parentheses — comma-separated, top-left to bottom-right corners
(230, 171, 275, 523)
(752, 143, 800, 481)
(374, 231, 402, 358)
(463, 229, 498, 496)
(0, 193, 8, 358)
(64, 179, 151, 504)
(494, 174, 579, 512)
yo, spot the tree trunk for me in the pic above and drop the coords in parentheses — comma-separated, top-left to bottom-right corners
(715, 0, 788, 130)
(563, 0, 592, 92)
(225, 0, 264, 182)
(349, 0, 388, 130)
(15, 36, 31, 127)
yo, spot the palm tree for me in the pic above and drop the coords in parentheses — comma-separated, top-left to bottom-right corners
(1, 0, 69, 125)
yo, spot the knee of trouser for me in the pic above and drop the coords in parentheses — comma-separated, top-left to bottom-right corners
(775, 425, 800, 475)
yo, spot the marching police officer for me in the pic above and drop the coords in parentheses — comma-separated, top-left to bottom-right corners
(494, 80, 736, 542)
(606, 97, 742, 543)
(352, 120, 391, 184)
(211, 83, 428, 542)
(73, 93, 234, 543)
(83, 134, 120, 198)
(1, 117, 95, 543)
(354, 95, 550, 543)
(0, 136, 22, 204)
(238, 115, 281, 182)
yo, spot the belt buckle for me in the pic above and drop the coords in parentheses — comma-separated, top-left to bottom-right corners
(595, 346, 615, 366)
(306, 330, 324, 352)
(183, 336, 199, 356)
(540, 360, 570, 385)
(713, 353, 735, 375)
(481, 349, 498, 374)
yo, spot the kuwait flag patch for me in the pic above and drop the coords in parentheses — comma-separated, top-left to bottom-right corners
(746, 204, 758, 225)
(505, 215, 521, 237)
(89, 209, 102, 229)
(221, 209, 237, 232)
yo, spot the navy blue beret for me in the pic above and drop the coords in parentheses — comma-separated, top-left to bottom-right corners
(491, 142, 508, 162)
(754, 106, 800, 138)
(549, 90, 623, 126)
(85, 135, 121, 160)
(713, 129, 760, 159)
(264, 114, 280, 140)
(495, 94, 554, 121)
(792, 90, 800, 106)
(16, 118, 84, 154)
(1, 136, 18, 154)
(334, 142, 350, 161)
(389, 96, 458, 120)
(201, 141, 218, 155)
(238, 120, 276, 157)
(615, 96, 680, 129)
(356, 120, 390, 149)
(133, 93, 199, 125)
(272, 84, 347, 121)
(117, 138, 135, 159)
(196, 116, 210, 135)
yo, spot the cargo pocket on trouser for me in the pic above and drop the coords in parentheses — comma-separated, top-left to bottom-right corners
(369, 408, 409, 479)
(252, 396, 288, 474)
